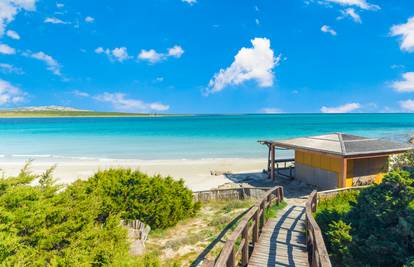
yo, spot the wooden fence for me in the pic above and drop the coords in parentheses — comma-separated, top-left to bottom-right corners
(193, 187, 271, 202)
(121, 219, 151, 242)
(317, 185, 370, 201)
(202, 186, 284, 267)
(305, 190, 332, 267)
(305, 186, 368, 267)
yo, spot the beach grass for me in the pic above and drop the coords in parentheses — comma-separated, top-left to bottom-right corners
(144, 199, 254, 266)
(143, 198, 287, 266)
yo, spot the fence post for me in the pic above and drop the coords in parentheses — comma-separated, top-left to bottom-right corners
(260, 200, 265, 230)
(241, 225, 249, 266)
(227, 247, 235, 267)
(253, 209, 259, 243)
(280, 187, 284, 201)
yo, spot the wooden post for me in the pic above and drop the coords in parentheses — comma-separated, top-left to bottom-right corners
(342, 158, 348, 188)
(260, 200, 265, 230)
(267, 145, 271, 178)
(275, 187, 280, 204)
(227, 247, 235, 267)
(253, 209, 259, 243)
(279, 187, 284, 201)
(241, 225, 249, 266)
(270, 145, 275, 181)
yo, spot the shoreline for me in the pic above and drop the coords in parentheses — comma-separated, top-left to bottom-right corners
(0, 157, 268, 191)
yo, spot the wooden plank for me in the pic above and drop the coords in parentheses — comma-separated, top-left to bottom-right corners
(248, 205, 309, 267)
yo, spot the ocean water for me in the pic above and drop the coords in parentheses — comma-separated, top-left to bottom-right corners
(1, 114, 414, 160)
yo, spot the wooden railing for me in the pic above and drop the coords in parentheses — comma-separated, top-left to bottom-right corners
(305, 190, 332, 267)
(193, 187, 271, 202)
(317, 185, 370, 201)
(204, 186, 284, 267)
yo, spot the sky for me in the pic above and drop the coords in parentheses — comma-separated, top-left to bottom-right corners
(0, 0, 414, 114)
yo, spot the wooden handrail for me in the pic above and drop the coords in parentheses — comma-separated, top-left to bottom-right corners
(206, 186, 284, 267)
(305, 190, 332, 267)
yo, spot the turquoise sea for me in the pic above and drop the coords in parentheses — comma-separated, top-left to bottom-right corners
(1, 114, 414, 160)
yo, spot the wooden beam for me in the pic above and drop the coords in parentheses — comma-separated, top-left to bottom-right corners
(341, 158, 347, 188)
(267, 145, 271, 178)
(270, 145, 275, 181)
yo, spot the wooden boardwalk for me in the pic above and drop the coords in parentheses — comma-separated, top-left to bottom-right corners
(248, 205, 309, 267)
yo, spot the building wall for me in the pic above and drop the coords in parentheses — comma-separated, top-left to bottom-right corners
(295, 150, 389, 189)
(295, 150, 342, 190)
(345, 156, 388, 187)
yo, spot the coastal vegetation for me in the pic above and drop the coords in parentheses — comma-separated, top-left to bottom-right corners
(0, 163, 286, 266)
(0, 164, 200, 266)
(315, 170, 414, 267)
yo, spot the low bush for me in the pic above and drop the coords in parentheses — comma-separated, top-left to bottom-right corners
(316, 170, 414, 267)
(0, 165, 201, 265)
(84, 168, 201, 229)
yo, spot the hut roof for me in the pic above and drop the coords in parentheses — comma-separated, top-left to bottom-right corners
(259, 133, 414, 157)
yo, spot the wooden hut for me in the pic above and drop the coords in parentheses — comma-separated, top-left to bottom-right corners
(259, 133, 414, 190)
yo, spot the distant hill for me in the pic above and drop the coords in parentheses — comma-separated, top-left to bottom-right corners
(10, 106, 90, 112)
(0, 106, 162, 117)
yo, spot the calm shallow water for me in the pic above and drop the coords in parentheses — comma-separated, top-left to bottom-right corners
(1, 114, 414, 160)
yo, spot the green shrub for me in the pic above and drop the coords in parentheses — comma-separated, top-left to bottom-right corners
(0, 165, 200, 265)
(315, 190, 358, 235)
(84, 168, 201, 229)
(316, 170, 414, 267)
(325, 220, 352, 265)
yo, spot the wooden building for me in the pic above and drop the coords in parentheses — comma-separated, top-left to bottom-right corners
(259, 133, 414, 190)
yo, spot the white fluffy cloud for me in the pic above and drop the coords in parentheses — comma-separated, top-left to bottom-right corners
(320, 103, 361, 113)
(95, 47, 131, 62)
(0, 43, 15, 54)
(338, 8, 361, 23)
(27, 51, 62, 76)
(325, 0, 380, 10)
(6, 29, 19, 39)
(167, 45, 184, 58)
(206, 37, 279, 94)
(0, 79, 26, 105)
(44, 17, 69, 24)
(138, 49, 163, 63)
(138, 45, 185, 63)
(182, 0, 197, 5)
(0, 63, 23, 74)
(400, 99, 414, 111)
(85, 16, 94, 23)
(0, 0, 37, 36)
(390, 17, 414, 52)
(94, 92, 169, 112)
(391, 72, 414, 92)
(321, 25, 337, 36)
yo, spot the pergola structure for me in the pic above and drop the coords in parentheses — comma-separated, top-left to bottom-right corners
(259, 133, 414, 189)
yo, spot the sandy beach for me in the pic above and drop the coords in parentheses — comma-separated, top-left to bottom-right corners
(0, 158, 268, 191)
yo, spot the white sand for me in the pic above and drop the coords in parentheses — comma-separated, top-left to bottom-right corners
(0, 158, 268, 191)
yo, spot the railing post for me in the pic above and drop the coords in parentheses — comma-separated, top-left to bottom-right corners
(260, 200, 265, 230)
(253, 209, 259, 243)
(227, 247, 235, 267)
(241, 225, 249, 266)
(280, 187, 284, 201)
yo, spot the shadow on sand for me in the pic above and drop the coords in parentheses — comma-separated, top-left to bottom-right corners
(224, 171, 314, 200)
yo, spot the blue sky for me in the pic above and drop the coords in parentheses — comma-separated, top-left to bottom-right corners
(0, 0, 414, 114)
